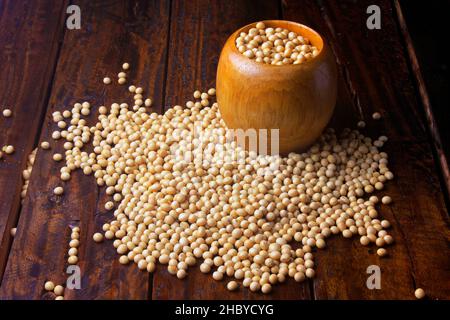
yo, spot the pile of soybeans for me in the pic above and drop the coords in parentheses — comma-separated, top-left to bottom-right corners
(236, 21, 319, 65)
(46, 64, 394, 294)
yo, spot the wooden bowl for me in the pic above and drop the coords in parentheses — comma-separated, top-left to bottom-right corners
(216, 20, 337, 154)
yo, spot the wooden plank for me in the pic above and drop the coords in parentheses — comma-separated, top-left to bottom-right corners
(281, 0, 362, 300)
(152, 0, 314, 300)
(2, 0, 448, 301)
(0, 0, 68, 282)
(0, 0, 170, 299)
(280, 0, 359, 133)
(394, 0, 450, 202)
(282, 0, 450, 299)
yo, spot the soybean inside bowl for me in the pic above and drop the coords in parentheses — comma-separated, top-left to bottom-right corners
(216, 20, 337, 155)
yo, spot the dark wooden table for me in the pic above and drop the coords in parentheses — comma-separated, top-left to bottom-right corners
(0, 0, 449, 300)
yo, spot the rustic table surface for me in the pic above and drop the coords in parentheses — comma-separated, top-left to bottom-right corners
(0, 0, 449, 300)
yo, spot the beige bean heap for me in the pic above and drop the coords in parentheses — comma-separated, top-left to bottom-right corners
(21, 148, 37, 204)
(236, 21, 319, 65)
(1, 144, 14, 158)
(48, 72, 394, 294)
(44, 281, 65, 300)
(68, 227, 80, 265)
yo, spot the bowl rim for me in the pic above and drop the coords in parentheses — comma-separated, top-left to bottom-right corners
(230, 19, 326, 68)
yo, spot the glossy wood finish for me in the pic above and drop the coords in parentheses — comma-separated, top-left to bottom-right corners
(0, 0, 170, 300)
(282, 0, 450, 299)
(0, 0, 68, 281)
(394, 0, 450, 201)
(0, 0, 448, 300)
(217, 20, 337, 154)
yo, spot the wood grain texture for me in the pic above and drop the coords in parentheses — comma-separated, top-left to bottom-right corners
(394, 0, 450, 202)
(152, 0, 314, 300)
(0, 0, 170, 299)
(284, 0, 450, 299)
(0, 0, 68, 282)
(0, 0, 448, 300)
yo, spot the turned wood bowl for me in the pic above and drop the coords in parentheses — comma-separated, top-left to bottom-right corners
(216, 20, 337, 154)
